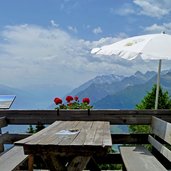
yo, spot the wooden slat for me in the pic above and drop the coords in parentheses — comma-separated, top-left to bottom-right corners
(94, 153, 122, 164)
(71, 121, 93, 145)
(15, 121, 62, 145)
(1, 109, 171, 125)
(0, 132, 30, 144)
(34, 121, 72, 145)
(57, 121, 81, 145)
(103, 122, 112, 146)
(120, 146, 167, 171)
(34, 121, 70, 145)
(111, 133, 149, 144)
(149, 135, 171, 162)
(84, 121, 102, 145)
(46, 121, 80, 145)
(93, 121, 106, 146)
(0, 146, 28, 171)
(151, 116, 171, 145)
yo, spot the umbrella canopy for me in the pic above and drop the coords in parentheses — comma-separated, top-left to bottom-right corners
(91, 33, 171, 109)
(91, 33, 171, 60)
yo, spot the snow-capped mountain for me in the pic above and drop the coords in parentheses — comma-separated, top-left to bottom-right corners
(68, 74, 125, 98)
(67, 71, 156, 104)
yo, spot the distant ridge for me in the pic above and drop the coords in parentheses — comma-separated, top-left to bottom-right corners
(94, 71, 171, 109)
(2, 70, 171, 110)
(69, 74, 125, 96)
(67, 71, 156, 106)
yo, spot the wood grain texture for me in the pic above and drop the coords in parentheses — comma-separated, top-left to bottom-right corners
(0, 132, 149, 144)
(149, 135, 171, 162)
(120, 146, 167, 171)
(151, 116, 171, 145)
(0, 146, 28, 171)
(15, 121, 112, 157)
(120, 117, 171, 171)
(15, 121, 62, 145)
(67, 156, 90, 171)
(15, 121, 112, 171)
(1, 109, 171, 124)
(15, 121, 111, 147)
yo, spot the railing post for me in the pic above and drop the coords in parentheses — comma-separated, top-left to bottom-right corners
(0, 117, 7, 153)
(0, 129, 4, 152)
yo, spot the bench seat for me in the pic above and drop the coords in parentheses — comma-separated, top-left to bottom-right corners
(120, 117, 171, 171)
(120, 146, 167, 171)
(0, 146, 28, 171)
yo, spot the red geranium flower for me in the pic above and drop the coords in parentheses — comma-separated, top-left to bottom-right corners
(66, 96, 73, 103)
(82, 97, 90, 104)
(74, 96, 79, 101)
(54, 97, 62, 105)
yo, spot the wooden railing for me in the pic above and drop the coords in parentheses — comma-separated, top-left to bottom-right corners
(1, 109, 171, 147)
(0, 109, 171, 124)
(0, 109, 171, 169)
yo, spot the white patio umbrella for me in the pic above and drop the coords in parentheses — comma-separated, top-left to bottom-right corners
(91, 32, 171, 109)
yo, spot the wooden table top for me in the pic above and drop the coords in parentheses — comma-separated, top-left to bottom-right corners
(15, 121, 112, 155)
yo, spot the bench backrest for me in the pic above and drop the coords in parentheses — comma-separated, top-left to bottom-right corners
(148, 116, 171, 162)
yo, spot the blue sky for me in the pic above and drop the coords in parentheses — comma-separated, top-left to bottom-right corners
(1, 0, 171, 90)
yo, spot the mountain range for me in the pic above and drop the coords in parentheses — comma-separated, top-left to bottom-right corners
(1, 70, 171, 110)
(68, 70, 171, 109)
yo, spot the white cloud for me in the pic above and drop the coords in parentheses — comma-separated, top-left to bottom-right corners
(133, 0, 171, 18)
(50, 20, 59, 27)
(112, 3, 135, 16)
(144, 23, 171, 34)
(0, 24, 119, 88)
(92, 26, 102, 34)
(68, 26, 78, 33)
(60, 0, 79, 13)
(2, 24, 169, 90)
(115, 0, 171, 18)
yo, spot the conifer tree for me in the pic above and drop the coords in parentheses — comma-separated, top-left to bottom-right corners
(129, 84, 171, 134)
(136, 84, 171, 109)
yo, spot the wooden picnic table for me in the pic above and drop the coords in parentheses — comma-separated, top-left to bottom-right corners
(15, 121, 112, 171)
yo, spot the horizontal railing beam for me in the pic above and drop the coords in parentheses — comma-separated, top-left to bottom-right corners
(0, 109, 171, 125)
(111, 133, 149, 144)
(0, 133, 30, 144)
(94, 153, 122, 164)
(1, 133, 150, 145)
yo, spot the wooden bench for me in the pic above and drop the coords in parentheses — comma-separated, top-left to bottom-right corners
(119, 116, 171, 171)
(0, 145, 31, 171)
(0, 114, 33, 171)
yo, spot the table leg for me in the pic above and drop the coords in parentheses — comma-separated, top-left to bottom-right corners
(67, 156, 91, 171)
(42, 153, 66, 171)
(86, 157, 101, 171)
(28, 154, 34, 171)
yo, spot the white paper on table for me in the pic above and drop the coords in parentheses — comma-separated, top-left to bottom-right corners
(55, 129, 80, 135)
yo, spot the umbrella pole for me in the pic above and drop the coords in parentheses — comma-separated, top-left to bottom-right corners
(155, 59, 162, 110)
